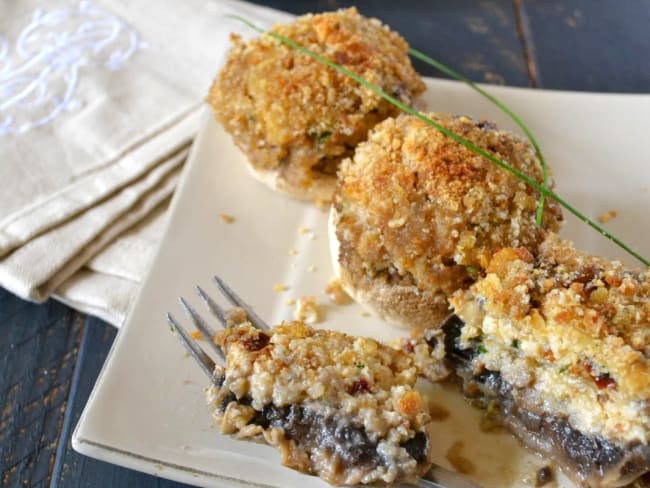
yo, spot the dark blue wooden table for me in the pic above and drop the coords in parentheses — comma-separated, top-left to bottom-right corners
(2, 1, 649, 486)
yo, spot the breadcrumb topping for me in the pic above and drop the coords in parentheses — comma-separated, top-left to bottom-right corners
(294, 295, 320, 323)
(391, 328, 448, 383)
(208, 8, 425, 201)
(334, 113, 563, 328)
(452, 233, 650, 444)
(207, 321, 433, 485)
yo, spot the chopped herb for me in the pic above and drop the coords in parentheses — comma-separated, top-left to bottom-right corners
(511, 339, 520, 349)
(466, 265, 478, 279)
(355, 362, 365, 369)
(559, 365, 569, 373)
(317, 130, 333, 143)
(477, 344, 488, 354)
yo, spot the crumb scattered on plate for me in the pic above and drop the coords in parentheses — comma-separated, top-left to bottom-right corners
(285, 298, 296, 306)
(307, 265, 317, 272)
(273, 283, 288, 292)
(298, 226, 311, 235)
(219, 213, 235, 223)
(190, 330, 203, 340)
(324, 277, 352, 305)
(288, 248, 298, 256)
(598, 209, 618, 223)
(293, 296, 320, 323)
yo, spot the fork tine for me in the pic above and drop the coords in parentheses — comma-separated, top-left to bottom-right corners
(179, 297, 225, 361)
(196, 285, 228, 328)
(167, 312, 217, 380)
(212, 274, 270, 331)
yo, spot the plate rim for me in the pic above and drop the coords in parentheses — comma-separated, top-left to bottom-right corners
(72, 76, 650, 487)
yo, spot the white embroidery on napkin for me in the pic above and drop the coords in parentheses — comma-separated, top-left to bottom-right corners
(0, 1, 143, 136)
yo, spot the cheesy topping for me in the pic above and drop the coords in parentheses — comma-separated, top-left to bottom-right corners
(207, 321, 433, 485)
(452, 233, 650, 444)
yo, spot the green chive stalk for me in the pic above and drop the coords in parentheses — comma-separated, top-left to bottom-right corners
(408, 47, 549, 226)
(227, 15, 649, 267)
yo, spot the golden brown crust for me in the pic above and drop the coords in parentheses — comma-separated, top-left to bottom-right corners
(208, 8, 425, 201)
(452, 233, 650, 444)
(333, 113, 563, 328)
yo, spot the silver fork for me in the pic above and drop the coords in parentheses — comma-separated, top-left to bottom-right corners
(166, 274, 482, 488)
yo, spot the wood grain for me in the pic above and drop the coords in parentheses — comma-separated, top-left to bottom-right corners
(50, 318, 186, 488)
(519, 0, 650, 91)
(0, 289, 83, 487)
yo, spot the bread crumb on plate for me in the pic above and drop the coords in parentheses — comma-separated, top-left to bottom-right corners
(324, 277, 352, 305)
(598, 209, 618, 223)
(219, 213, 235, 223)
(294, 295, 321, 323)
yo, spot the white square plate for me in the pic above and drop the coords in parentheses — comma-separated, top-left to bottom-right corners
(72, 78, 650, 488)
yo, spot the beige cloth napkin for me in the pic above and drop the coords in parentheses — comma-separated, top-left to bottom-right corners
(0, 0, 291, 325)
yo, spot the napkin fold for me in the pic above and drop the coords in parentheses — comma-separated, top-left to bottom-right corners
(54, 201, 170, 326)
(0, 0, 291, 325)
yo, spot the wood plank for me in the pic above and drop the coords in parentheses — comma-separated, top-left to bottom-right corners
(519, 0, 650, 91)
(241, 0, 531, 86)
(0, 288, 84, 488)
(51, 317, 189, 488)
